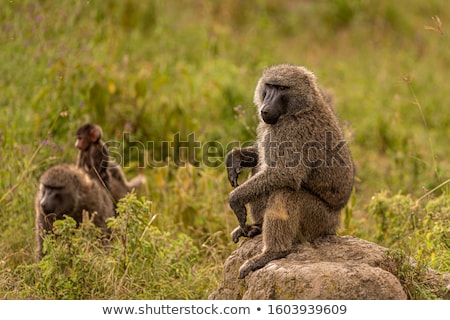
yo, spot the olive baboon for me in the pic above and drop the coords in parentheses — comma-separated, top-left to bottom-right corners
(226, 64, 354, 279)
(107, 162, 147, 201)
(75, 123, 146, 202)
(75, 123, 110, 188)
(35, 164, 116, 260)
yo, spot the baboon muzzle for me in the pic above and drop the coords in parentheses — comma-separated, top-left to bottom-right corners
(261, 87, 283, 124)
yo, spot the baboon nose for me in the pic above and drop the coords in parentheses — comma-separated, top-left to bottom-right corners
(41, 202, 54, 215)
(261, 111, 278, 125)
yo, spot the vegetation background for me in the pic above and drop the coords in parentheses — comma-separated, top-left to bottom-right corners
(0, 0, 448, 299)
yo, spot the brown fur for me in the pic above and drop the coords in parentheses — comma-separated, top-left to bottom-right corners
(34, 164, 116, 261)
(108, 161, 147, 201)
(226, 64, 354, 278)
(75, 123, 110, 188)
(75, 123, 146, 202)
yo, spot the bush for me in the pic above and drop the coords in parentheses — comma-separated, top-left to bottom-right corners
(7, 193, 222, 299)
(369, 191, 449, 273)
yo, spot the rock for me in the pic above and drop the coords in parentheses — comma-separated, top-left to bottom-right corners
(209, 235, 408, 300)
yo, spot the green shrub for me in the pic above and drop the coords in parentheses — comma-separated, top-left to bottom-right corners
(384, 249, 448, 299)
(369, 191, 449, 272)
(7, 194, 222, 299)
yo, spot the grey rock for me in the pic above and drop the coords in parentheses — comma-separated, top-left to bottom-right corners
(209, 235, 408, 300)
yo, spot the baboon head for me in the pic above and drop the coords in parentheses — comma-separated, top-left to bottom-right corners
(75, 123, 103, 151)
(38, 165, 81, 218)
(254, 64, 322, 125)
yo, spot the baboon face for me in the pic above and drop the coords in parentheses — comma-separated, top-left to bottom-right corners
(75, 123, 102, 151)
(255, 64, 318, 125)
(260, 83, 289, 124)
(38, 184, 76, 217)
(38, 165, 80, 218)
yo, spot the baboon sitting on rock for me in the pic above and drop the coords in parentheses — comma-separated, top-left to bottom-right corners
(226, 64, 355, 279)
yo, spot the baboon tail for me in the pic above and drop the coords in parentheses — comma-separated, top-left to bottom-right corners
(238, 250, 289, 279)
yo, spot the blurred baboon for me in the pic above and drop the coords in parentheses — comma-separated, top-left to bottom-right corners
(226, 64, 354, 279)
(107, 162, 147, 201)
(75, 123, 110, 188)
(75, 123, 146, 202)
(35, 164, 116, 260)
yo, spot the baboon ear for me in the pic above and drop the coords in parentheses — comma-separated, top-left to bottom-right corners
(89, 126, 102, 142)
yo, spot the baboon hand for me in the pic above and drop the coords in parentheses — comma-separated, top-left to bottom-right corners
(226, 151, 241, 188)
(227, 166, 240, 188)
(226, 148, 259, 187)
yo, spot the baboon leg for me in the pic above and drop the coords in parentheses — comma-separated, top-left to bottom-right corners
(296, 189, 340, 240)
(248, 194, 267, 225)
(246, 194, 268, 237)
(262, 189, 301, 250)
(239, 190, 298, 278)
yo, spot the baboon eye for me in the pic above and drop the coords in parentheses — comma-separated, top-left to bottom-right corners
(278, 86, 288, 91)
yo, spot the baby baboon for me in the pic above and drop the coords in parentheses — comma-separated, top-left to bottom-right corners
(35, 164, 116, 260)
(75, 123, 146, 202)
(75, 123, 110, 188)
(226, 64, 354, 279)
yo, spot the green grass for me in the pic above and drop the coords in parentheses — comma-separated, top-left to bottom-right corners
(0, 0, 449, 299)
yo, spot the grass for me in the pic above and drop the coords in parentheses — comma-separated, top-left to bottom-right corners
(0, 0, 449, 299)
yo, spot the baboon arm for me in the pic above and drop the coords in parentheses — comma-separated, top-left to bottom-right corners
(229, 166, 307, 230)
(225, 146, 259, 187)
(232, 166, 305, 203)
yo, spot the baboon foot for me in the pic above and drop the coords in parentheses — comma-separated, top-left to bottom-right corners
(231, 225, 247, 243)
(231, 224, 262, 243)
(238, 250, 290, 279)
(247, 224, 262, 238)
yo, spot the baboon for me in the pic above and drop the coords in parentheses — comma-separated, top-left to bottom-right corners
(75, 123, 110, 188)
(107, 162, 147, 201)
(34, 164, 116, 260)
(226, 64, 354, 279)
(75, 123, 146, 202)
